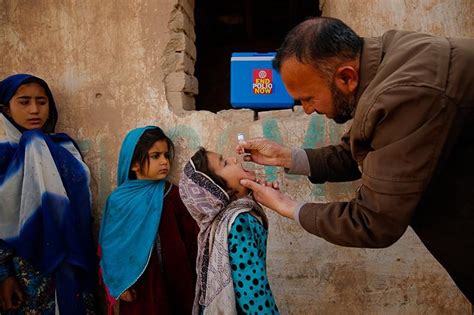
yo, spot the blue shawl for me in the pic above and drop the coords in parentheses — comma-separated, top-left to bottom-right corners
(99, 126, 166, 299)
(0, 74, 95, 314)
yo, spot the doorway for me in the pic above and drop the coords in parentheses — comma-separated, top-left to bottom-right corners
(194, 0, 321, 112)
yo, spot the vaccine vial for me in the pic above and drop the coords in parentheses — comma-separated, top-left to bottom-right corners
(237, 133, 248, 159)
(237, 132, 250, 163)
(237, 133, 264, 180)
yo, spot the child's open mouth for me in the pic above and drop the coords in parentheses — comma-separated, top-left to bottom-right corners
(241, 164, 256, 180)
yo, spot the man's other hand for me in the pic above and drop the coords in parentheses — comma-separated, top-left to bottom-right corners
(240, 178, 298, 220)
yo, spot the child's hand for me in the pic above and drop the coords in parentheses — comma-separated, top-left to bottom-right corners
(119, 288, 137, 302)
(0, 276, 25, 311)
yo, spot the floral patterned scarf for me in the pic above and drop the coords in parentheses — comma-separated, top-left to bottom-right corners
(179, 160, 267, 314)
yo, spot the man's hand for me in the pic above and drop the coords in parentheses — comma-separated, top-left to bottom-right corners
(120, 288, 137, 302)
(236, 138, 292, 168)
(240, 179, 299, 220)
(0, 276, 25, 311)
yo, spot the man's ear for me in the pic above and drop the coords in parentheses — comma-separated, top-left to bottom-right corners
(334, 66, 359, 94)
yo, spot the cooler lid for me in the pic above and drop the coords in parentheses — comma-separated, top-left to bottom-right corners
(231, 52, 276, 61)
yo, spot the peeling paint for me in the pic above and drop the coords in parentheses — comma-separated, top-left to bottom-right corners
(303, 115, 325, 149)
(262, 117, 283, 182)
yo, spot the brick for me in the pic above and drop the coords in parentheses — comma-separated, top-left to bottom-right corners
(169, 7, 195, 40)
(179, 0, 195, 25)
(166, 72, 198, 94)
(170, 32, 196, 61)
(167, 91, 195, 111)
(172, 52, 195, 74)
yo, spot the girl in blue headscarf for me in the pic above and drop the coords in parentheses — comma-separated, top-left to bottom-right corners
(99, 126, 199, 315)
(0, 74, 97, 314)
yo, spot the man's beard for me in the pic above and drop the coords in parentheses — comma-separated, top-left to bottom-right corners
(330, 82, 356, 124)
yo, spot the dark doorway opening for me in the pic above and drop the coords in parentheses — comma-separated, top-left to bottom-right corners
(194, 0, 321, 113)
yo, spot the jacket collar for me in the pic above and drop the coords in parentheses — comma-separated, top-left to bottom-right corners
(354, 36, 384, 108)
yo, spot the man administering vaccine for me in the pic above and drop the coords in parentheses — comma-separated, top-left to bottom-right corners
(237, 17, 474, 304)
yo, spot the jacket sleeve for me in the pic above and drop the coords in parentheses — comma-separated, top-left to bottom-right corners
(0, 241, 14, 282)
(298, 87, 456, 247)
(305, 131, 361, 184)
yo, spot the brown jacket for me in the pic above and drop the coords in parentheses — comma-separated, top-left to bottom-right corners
(299, 30, 474, 302)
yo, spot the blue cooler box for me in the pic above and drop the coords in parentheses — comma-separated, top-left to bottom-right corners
(230, 52, 294, 109)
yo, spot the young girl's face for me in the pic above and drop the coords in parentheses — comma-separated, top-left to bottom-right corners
(5, 83, 50, 130)
(132, 140, 170, 180)
(207, 151, 256, 198)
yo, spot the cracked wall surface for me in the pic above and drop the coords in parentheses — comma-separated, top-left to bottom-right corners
(0, 0, 472, 313)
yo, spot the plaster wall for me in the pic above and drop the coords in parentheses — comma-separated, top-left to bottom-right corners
(0, 0, 472, 313)
(321, 0, 473, 37)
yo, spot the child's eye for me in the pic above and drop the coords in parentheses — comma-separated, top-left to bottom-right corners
(150, 154, 159, 159)
(164, 153, 170, 160)
(19, 101, 29, 105)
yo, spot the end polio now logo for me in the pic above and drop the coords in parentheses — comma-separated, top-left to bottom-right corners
(252, 69, 273, 94)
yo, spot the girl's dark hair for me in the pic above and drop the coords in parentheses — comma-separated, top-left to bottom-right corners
(129, 127, 174, 179)
(190, 147, 232, 196)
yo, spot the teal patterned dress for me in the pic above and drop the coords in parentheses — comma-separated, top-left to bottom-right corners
(228, 213, 279, 314)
